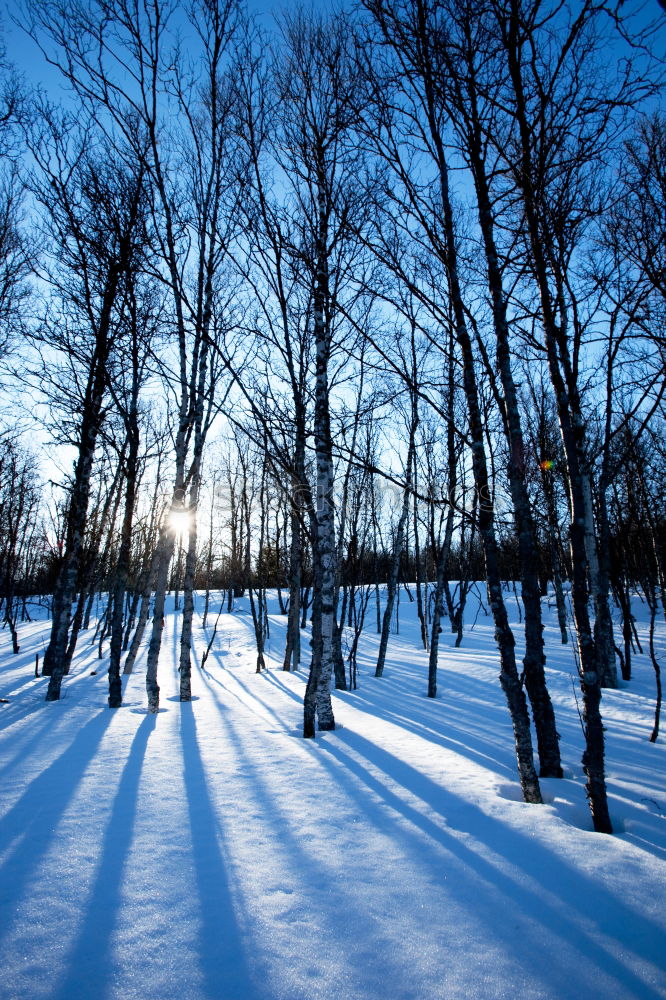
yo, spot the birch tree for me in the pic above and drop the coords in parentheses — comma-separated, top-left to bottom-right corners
(484, 0, 655, 830)
(267, 11, 371, 736)
(27, 0, 243, 710)
(425, 0, 562, 775)
(25, 111, 149, 701)
(361, 0, 542, 803)
(233, 29, 314, 673)
(374, 342, 419, 678)
(106, 279, 160, 706)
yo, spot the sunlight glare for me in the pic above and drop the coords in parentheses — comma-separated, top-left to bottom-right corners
(168, 507, 192, 538)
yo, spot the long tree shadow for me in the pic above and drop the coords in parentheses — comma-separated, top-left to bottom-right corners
(197, 620, 665, 997)
(197, 640, 664, 999)
(360, 692, 535, 777)
(218, 645, 666, 858)
(0, 665, 91, 737)
(0, 706, 116, 949)
(222, 653, 518, 796)
(48, 713, 156, 1000)
(315, 728, 664, 998)
(0, 668, 46, 701)
(261, 665, 666, 853)
(214, 682, 657, 1000)
(0, 702, 86, 783)
(260, 666, 519, 780)
(179, 701, 258, 1000)
(0, 666, 117, 763)
(353, 655, 534, 747)
(0, 622, 53, 701)
(209, 697, 427, 1000)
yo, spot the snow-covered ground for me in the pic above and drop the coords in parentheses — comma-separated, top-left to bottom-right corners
(1, 587, 665, 1000)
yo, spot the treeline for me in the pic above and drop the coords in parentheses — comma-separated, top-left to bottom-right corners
(0, 0, 664, 833)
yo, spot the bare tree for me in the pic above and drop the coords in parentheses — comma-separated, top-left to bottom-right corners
(426, 0, 562, 774)
(24, 107, 150, 702)
(236, 10, 372, 735)
(0, 36, 29, 367)
(0, 437, 42, 652)
(106, 278, 161, 706)
(360, 0, 542, 803)
(26, 0, 242, 714)
(482, 0, 656, 830)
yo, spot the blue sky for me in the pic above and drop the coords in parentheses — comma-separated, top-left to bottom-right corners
(3, 0, 342, 89)
(4, 0, 663, 96)
(3, 1, 267, 92)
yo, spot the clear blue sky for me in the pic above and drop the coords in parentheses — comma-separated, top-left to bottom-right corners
(3, 0, 341, 92)
(4, 0, 664, 96)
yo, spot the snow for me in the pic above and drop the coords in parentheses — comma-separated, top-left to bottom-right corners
(1, 589, 665, 1000)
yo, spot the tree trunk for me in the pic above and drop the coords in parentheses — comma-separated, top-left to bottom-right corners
(375, 423, 417, 678)
(616, 580, 632, 682)
(284, 422, 306, 671)
(413, 457, 428, 651)
(304, 162, 336, 737)
(283, 497, 302, 671)
(145, 523, 176, 713)
(646, 581, 662, 743)
(123, 547, 160, 675)
(108, 382, 141, 706)
(501, 2, 610, 828)
(452, 66, 562, 776)
(44, 368, 106, 699)
(418, 40, 542, 802)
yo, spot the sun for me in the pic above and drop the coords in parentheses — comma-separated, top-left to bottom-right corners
(168, 507, 192, 538)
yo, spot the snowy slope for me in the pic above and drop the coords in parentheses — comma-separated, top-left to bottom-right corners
(1, 589, 665, 1000)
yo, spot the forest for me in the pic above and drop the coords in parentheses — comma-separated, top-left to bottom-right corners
(0, 0, 664, 848)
